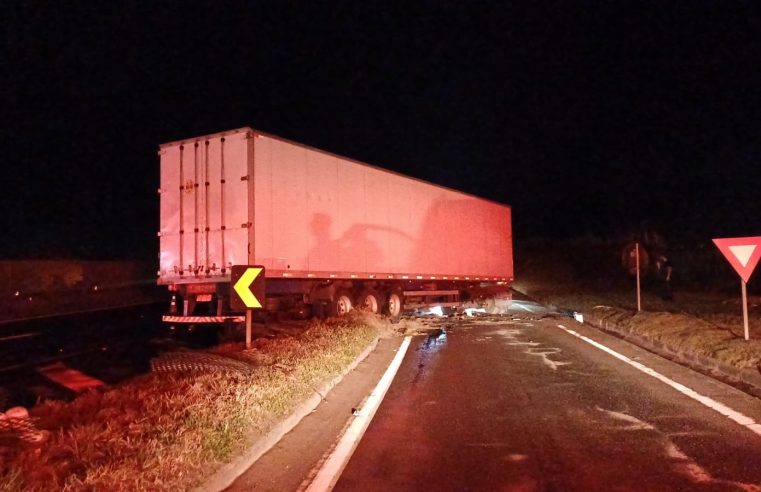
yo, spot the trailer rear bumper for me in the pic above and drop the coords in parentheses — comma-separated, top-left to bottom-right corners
(162, 315, 245, 324)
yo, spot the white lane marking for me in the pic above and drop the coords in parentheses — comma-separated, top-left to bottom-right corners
(596, 404, 761, 490)
(0, 332, 40, 342)
(305, 336, 412, 492)
(557, 324, 761, 437)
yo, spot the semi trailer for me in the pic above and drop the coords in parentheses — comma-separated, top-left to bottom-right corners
(158, 127, 513, 323)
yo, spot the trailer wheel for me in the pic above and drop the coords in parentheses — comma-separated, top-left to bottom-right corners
(483, 297, 497, 314)
(358, 289, 383, 314)
(385, 289, 404, 323)
(330, 289, 354, 317)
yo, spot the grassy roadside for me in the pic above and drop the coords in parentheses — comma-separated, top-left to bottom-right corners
(516, 239, 761, 372)
(588, 306, 761, 371)
(0, 313, 415, 491)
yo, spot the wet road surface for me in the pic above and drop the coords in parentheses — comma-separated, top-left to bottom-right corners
(335, 307, 761, 491)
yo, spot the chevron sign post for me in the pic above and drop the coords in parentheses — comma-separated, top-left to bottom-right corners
(231, 265, 266, 348)
(713, 236, 761, 340)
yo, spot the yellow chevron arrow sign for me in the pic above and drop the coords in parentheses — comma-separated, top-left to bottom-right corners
(231, 266, 265, 309)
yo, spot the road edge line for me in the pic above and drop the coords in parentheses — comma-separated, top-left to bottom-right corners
(306, 335, 412, 492)
(557, 324, 761, 437)
(199, 336, 381, 492)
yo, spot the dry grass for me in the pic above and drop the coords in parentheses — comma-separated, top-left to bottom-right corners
(0, 313, 382, 491)
(517, 239, 761, 371)
(525, 276, 761, 370)
(590, 306, 761, 370)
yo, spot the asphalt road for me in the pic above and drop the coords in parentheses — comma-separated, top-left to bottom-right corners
(331, 307, 761, 491)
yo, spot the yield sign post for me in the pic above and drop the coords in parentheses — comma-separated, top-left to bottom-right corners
(231, 265, 266, 348)
(712, 237, 761, 341)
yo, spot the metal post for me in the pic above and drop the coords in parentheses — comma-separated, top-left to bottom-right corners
(742, 280, 749, 341)
(635, 242, 642, 312)
(245, 310, 252, 349)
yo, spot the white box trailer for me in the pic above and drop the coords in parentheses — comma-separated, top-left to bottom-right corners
(158, 128, 513, 321)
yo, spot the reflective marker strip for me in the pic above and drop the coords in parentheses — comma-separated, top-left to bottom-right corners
(162, 315, 246, 323)
(306, 336, 412, 492)
(557, 324, 761, 437)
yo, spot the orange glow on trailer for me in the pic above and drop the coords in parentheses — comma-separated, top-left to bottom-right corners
(158, 129, 513, 285)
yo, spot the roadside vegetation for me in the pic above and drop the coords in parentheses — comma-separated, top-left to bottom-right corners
(515, 237, 761, 370)
(0, 313, 417, 491)
(588, 306, 761, 370)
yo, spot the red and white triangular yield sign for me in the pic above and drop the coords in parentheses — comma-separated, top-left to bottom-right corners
(712, 236, 761, 283)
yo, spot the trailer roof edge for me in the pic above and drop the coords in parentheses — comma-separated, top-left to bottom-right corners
(159, 126, 512, 210)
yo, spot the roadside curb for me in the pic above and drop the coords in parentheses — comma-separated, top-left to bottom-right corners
(197, 336, 381, 492)
(583, 307, 761, 399)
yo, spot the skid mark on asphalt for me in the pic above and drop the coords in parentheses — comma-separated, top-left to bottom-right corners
(487, 328, 570, 371)
(597, 407, 761, 491)
(597, 407, 655, 431)
(486, 328, 523, 339)
(563, 369, 597, 378)
(507, 340, 541, 347)
(525, 347, 570, 371)
(665, 441, 761, 490)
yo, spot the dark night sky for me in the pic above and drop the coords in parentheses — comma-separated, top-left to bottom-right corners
(3, 1, 761, 260)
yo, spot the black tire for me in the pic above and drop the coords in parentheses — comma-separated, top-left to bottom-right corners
(328, 289, 354, 317)
(384, 288, 404, 323)
(483, 297, 496, 314)
(358, 289, 384, 314)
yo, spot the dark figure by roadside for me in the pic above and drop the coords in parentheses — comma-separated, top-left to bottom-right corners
(655, 254, 673, 300)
